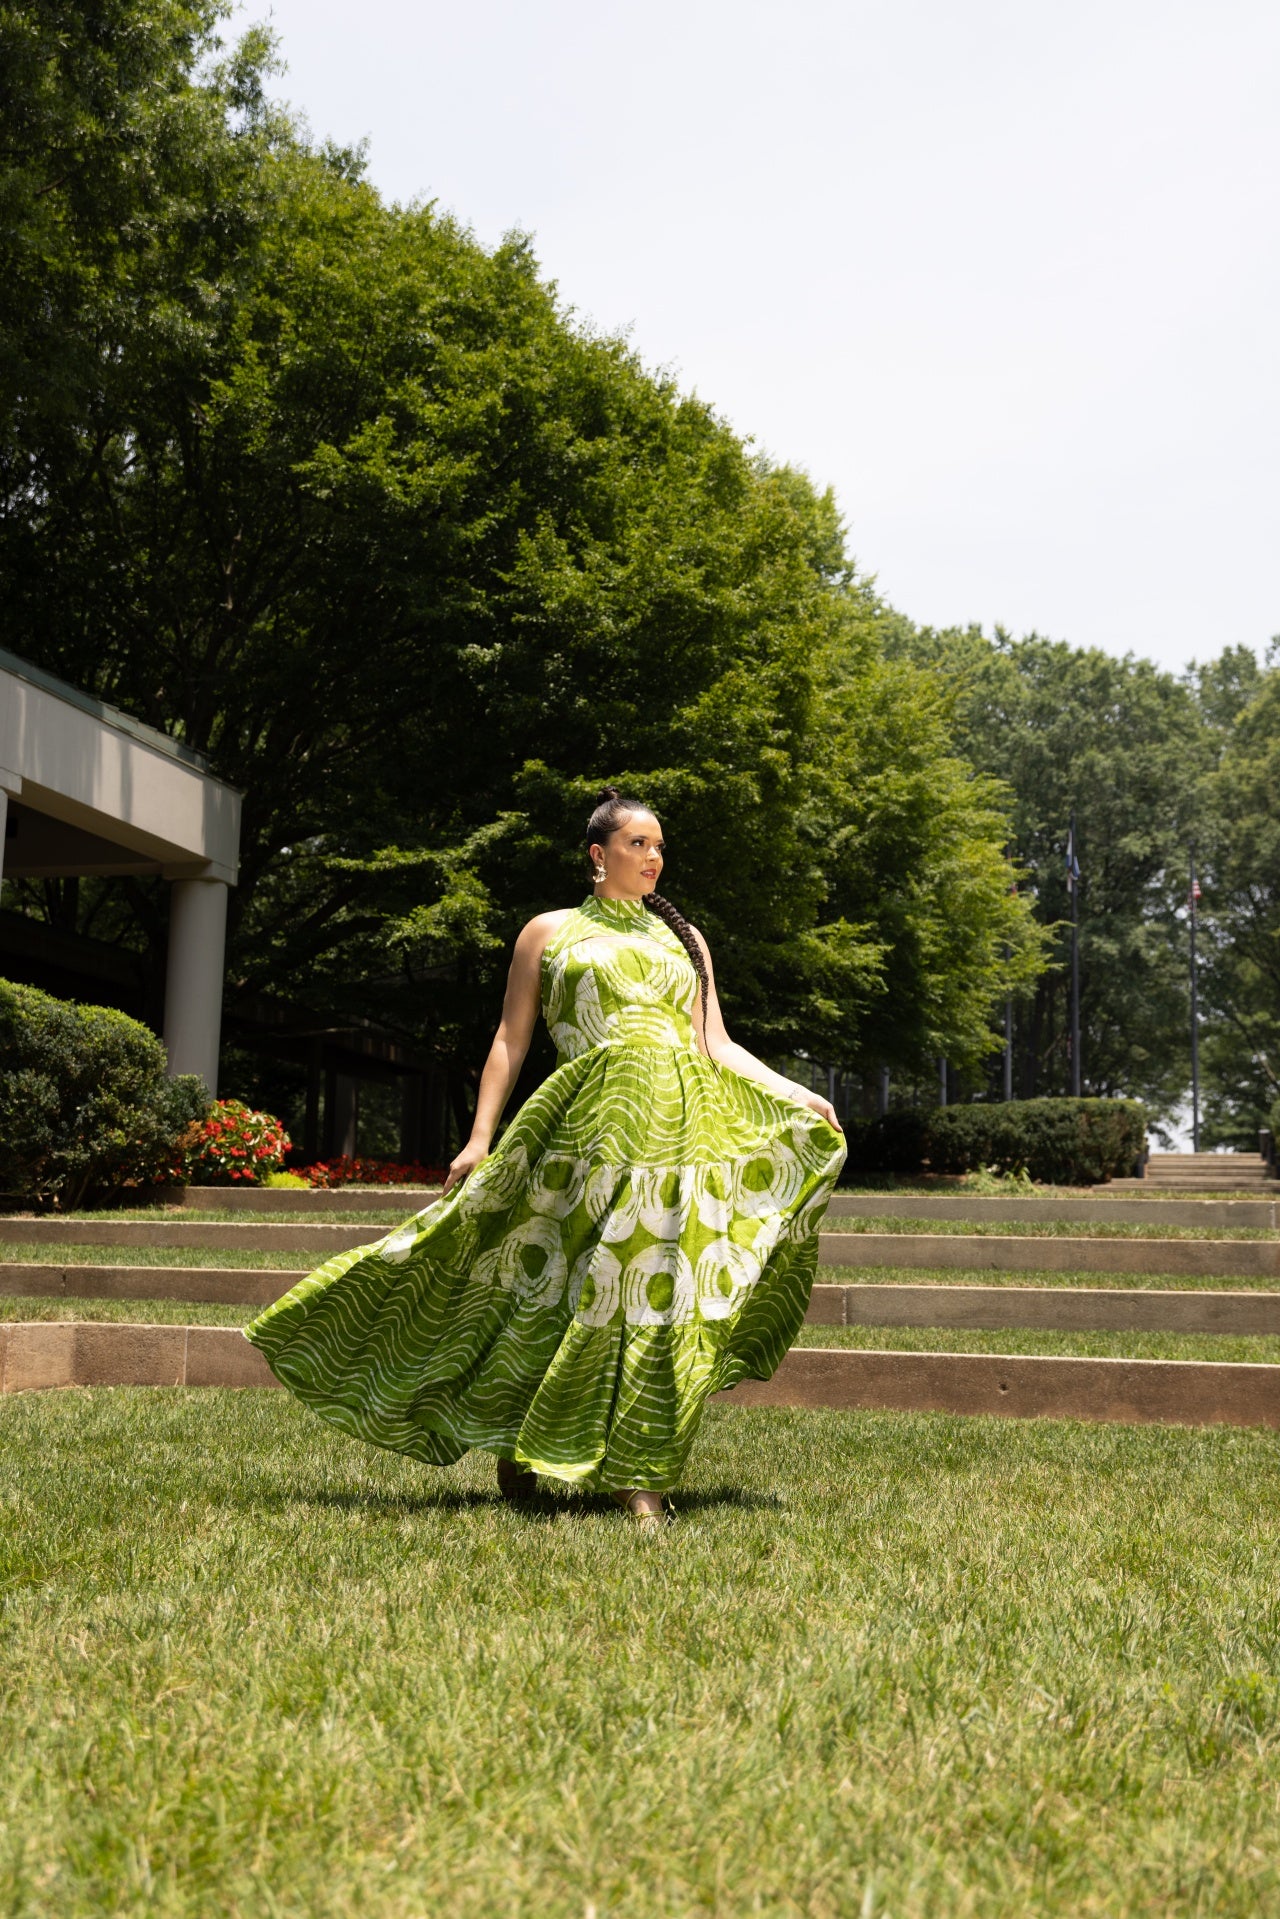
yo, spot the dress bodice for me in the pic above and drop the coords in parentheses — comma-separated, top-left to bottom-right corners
(541, 897, 699, 1062)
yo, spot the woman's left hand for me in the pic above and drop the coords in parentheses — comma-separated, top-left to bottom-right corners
(797, 1088, 842, 1130)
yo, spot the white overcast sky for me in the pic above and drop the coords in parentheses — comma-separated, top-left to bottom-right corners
(241, 0, 1279, 673)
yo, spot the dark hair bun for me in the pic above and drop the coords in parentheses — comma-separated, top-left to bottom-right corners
(595, 784, 621, 805)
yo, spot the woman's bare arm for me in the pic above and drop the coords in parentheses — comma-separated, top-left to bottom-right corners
(442, 911, 569, 1194)
(690, 928, 842, 1131)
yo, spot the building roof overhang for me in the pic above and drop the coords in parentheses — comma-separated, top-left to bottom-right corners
(0, 649, 241, 885)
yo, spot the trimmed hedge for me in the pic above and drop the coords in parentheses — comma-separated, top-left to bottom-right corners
(843, 1098, 1148, 1187)
(0, 979, 209, 1209)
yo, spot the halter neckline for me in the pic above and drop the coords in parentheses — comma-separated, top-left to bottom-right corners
(582, 894, 649, 921)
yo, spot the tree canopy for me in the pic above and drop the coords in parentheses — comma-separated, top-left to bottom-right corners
(0, 1, 1121, 1149)
(873, 622, 1280, 1142)
(1199, 646, 1280, 1145)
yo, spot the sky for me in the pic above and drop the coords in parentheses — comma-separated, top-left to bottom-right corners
(241, 0, 1279, 674)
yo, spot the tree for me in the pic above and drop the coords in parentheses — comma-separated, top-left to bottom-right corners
(810, 642, 1046, 1082)
(879, 625, 1212, 1123)
(0, 1, 1047, 1147)
(1198, 647, 1280, 1146)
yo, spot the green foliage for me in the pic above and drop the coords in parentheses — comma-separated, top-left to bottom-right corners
(1198, 652, 1280, 1145)
(879, 626, 1212, 1121)
(0, 1, 1043, 1127)
(813, 649, 1048, 1074)
(0, 979, 208, 1207)
(843, 1098, 1148, 1186)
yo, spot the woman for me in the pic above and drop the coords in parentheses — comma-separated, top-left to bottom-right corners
(244, 788, 845, 1527)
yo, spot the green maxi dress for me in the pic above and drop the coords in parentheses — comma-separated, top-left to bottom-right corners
(244, 896, 846, 1491)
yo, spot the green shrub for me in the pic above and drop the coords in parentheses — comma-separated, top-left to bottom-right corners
(0, 979, 209, 1209)
(843, 1098, 1147, 1186)
(263, 1170, 309, 1189)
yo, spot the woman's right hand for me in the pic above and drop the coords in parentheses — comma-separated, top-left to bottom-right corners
(442, 1138, 489, 1197)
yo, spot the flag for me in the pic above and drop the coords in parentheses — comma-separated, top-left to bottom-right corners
(1189, 878, 1201, 908)
(1065, 827, 1080, 894)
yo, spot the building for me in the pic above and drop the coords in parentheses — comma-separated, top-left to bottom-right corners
(0, 648, 239, 1093)
(1, 649, 446, 1159)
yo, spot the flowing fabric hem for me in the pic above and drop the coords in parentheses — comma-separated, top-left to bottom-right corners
(242, 1038, 843, 1491)
(243, 1227, 821, 1493)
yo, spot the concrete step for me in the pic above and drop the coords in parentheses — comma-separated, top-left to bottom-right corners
(0, 1218, 394, 1254)
(1110, 1178, 1276, 1192)
(5, 1319, 1276, 1428)
(8, 1264, 1279, 1335)
(0, 1319, 272, 1391)
(817, 1282, 1280, 1334)
(1149, 1154, 1267, 1167)
(1136, 1160, 1275, 1187)
(4, 1219, 1278, 1279)
(179, 1186, 440, 1213)
(0, 1263, 287, 1305)
(827, 1194, 1279, 1228)
(1142, 1173, 1272, 1183)
(725, 1348, 1280, 1427)
(817, 1232, 1280, 1279)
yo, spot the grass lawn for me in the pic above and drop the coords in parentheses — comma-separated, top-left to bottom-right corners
(51, 1206, 426, 1226)
(2, 1393, 1278, 1916)
(0, 1296, 259, 1326)
(0, 1243, 317, 1270)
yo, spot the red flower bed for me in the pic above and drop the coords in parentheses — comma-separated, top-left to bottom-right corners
(182, 1100, 292, 1185)
(297, 1156, 447, 1188)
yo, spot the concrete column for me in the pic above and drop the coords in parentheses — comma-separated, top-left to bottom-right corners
(0, 771, 19, 893)
(333, 1076, 359, 1158)
(163, 877, 228, 1093)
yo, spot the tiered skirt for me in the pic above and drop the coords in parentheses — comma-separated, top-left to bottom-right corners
(244, 1041, 845, 1490)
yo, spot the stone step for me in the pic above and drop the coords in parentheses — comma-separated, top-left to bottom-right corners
(1139, 1172, 1272, 1182)
(818, 1232, 1280, 1279)
(1149, 1154, 1267, 1167)
(7, 1264, 1279, 1334)
(815, 1282, 1280, 1334)
(0, 1264, 287, 1305)
(179, 1186, 440, 1213)
(5, 1319, 1276, 1428)
(3, 1219, 1277, 1279)
(724, 1348, 1280, 1428)
(0, 1320, 273, 1392)
(835, 1232, 1280, 1277)
(1137, 1163, 1274, 1186)
(827, 1194, 1279, 1229)
(0, 1218, 389, 1254)
(1110, 1178, 1276, 1192)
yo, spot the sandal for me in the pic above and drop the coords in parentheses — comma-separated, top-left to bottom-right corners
(496, 1457, 537, 1502)
(611, 1489, 673, 1531)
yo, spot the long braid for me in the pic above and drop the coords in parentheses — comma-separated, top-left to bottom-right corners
(643, 891, 710, 1031)
(584, 784, 710, 1031)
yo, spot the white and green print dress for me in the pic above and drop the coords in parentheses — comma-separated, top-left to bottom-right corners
(244, 896, 846, 1490)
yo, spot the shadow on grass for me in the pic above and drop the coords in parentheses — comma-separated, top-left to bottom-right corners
(266, 1481, 778, 1521)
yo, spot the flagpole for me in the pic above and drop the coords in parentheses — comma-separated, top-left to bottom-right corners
(1003, 867, 1015, 1101)
(1066, 811, 1080, 1097)
(1189, 845, 1200, 1153)
(1003, 991, 1013, 1101)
